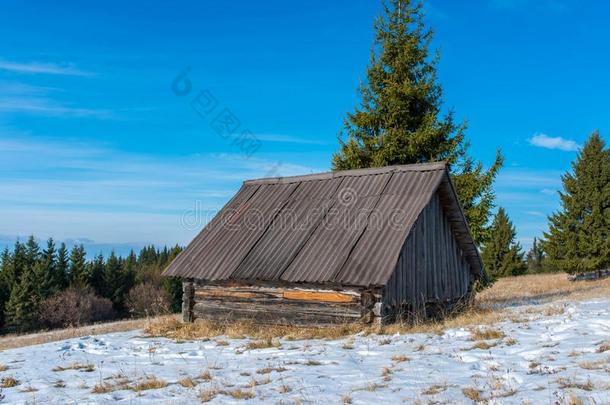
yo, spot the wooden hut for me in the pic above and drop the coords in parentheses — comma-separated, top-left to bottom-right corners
(163, 162, 485, 325)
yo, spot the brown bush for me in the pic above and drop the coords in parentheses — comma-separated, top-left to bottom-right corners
(125, 283, 171, 318)
(40, 288, 115, 329)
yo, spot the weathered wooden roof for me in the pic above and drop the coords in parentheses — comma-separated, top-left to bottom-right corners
(163, 162, 484, 287)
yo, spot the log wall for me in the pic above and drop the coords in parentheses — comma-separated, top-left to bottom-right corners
(183, 281, 375, 326)
(383, 192, 473, 320)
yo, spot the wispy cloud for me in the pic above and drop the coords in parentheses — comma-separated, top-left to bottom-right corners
(256, 134, 329, 145)
(529, 133, 580, 152)
(0, 97, 112, 118)
(0, 81, 111, 118)
(0, 135, 322, 246)
(0, 60, 93, 76)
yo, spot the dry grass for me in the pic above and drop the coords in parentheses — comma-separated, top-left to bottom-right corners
(132, 376, 168, 392)
(579, 356, 610, 370)
(0, 363, 7, 372)
(177, 376, 197, 388)
(244, 337, 281, 350)
(470, 327, 505, 341)
(247, 375, 271, 387)
(141, 273, 610, 340)
(52, 362, 95, 372)
(557, 377, 594, 391)
(597, 342, 610, 353)
(223, 388, 255, 399)
(469, 341, 498, 350)
(92, 375, 167, 394)
(199, 388, 217, 402)
(462, 387, 482, 401)
(342, 393, 353, 404)
(1, 376, 20, 388)
(478, 273, 610, 305)
(199, 370, 213, 381)
(422, 384, 447, 395)
(505, 337, 518, 346)
(256, 366, 287, 374)
(0, 316, 178, 350)
(278, 384, 292, 393)
(391, 354, 410, 363)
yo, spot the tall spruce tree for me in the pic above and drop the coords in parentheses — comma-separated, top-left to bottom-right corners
(69, 244, 88, 287)
(5, 258, 42, 331)
(39, 238, 66, 298)
(526, 237, 545, 273)
(331, 0, 502, 245)
(542, 132, 610, 274)
(481, 208, 527, 280)
(103, 252, 125, 311)
(0, 248, 11, 327)
(56, 243, 69, 286)
(89, 253, 106, 297)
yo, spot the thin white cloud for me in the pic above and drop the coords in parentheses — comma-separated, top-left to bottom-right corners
(0, 60, 93, 76)
(256, 134, 329, 145)
(0, 97, 112, 118)
(0, 135, 323, 246)
(529, 133, 580, 152)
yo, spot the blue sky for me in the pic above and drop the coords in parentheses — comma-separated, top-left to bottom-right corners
(0, 0, 608, 256)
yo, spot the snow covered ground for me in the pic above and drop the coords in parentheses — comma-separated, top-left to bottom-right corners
(1, 299, 609, 404)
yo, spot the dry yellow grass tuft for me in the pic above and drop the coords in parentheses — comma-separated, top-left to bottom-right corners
(1, 376, 20, 388)
(132, 376, 168, 392)
(198, 370, 213, 381)
(245, 337, 281, 350)
(342, 393, 353, 404)
(422, 384, 447, 395)
(256, 366, 287, 374)
(470, 328, 505, 341)
(462, 387, 482, 401)
(223, 388, 255, 400)
(247, 375, 271, 387)
(469, 341, 498, 350)
(53, 362, 95, 372)
(199, 388, 218, 402)
(557, 377, 594, 391)
(0, 363, 7, 372)
(178, 376, 197, 388)
(597, 342, 610, 353)
(391, 354, 410, 363)
(579, 356, 610, 370)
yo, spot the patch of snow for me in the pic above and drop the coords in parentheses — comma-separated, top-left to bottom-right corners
(0, 300, 609, 404)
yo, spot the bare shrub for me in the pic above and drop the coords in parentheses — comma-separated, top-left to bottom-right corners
(125, 283, 171, 318)
(40, 288, 114, 329)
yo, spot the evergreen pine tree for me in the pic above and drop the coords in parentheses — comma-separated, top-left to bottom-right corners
(5, 241, 27, 292)
(331, 0, 502, 245)
(5, 258, 42, 331)
(69, 244, 88, 287)
(88, 253, 106, 297)
(0, 248, 11, 327)
(24, 235, 40, 269)
(526, 237, 545, 273)
(39, 238, 65, 298)
(542, 132, 610, 274)
(103, 252, 125, 310)
(481, 208, 527, 280)
(56, 243, 69, 286)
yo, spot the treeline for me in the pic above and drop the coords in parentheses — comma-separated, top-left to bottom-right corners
(0, 237, 183, 333)
(482, 132, 610, 281)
